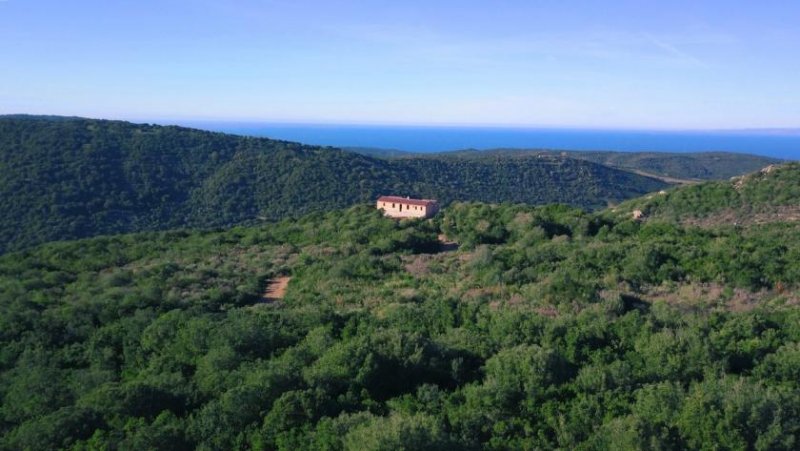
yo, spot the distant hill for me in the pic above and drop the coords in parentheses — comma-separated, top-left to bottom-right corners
(0, 116, 668, 253)
(342, 146, 415, 159)
(426, 148, 780, 181)
(346, 146, 779, 181)
(557, 150, 782, 180)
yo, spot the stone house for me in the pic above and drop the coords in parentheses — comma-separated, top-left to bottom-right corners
(377, 196, 439, 219)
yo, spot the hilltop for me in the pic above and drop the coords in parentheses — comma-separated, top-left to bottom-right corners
(0, 115, 669, 253)
(2, 163, 800, 449)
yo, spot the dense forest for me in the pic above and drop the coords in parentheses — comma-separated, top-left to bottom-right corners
(1, 115, 673, 253)
(1, 164, 799, 449)
(354, 147, 780, 181)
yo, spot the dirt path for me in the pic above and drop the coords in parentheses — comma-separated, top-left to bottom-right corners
(262, 276, 291, 302)
(624, 168, 700, 185)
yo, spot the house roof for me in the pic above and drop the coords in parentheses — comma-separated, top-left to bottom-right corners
(377, 196, 438, 207)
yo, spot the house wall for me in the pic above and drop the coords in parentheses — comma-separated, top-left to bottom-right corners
(376, 201, 436, 219)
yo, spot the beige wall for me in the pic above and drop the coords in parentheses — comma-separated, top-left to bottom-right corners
(377, 201, 437, 218)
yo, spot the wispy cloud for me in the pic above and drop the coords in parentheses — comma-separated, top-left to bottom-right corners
(641, 32, 707, 67)
(329, 22, 728, 71)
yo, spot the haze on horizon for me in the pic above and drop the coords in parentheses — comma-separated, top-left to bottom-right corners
(2, 0, 799, 130)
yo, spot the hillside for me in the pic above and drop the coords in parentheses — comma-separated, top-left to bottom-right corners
(426, 148, 781, 181)
(0, 115, 669, 253)
(612, 162, 800, 227)
(563, 150, 783, 180)
(2, 170, 800, 449)
(385, 154, 667, 207)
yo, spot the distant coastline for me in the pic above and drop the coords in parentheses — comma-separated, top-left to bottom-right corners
(172, 121, 799, 160)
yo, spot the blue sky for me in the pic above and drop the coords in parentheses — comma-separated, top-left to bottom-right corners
(2, 0, 799, 129)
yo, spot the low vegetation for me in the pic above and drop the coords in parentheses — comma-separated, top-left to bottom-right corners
(2, 161, 800, 449)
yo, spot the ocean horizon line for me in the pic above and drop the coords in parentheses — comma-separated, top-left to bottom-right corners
(161, 118, 800, 135)
(166, 120, 799, 160)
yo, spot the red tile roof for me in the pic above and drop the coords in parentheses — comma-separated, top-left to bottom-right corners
(377, 196, 438, 207)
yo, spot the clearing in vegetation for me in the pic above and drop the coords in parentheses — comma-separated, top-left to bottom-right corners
(262, 276, 291, 301)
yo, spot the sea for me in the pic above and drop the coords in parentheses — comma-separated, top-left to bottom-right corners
(175, 122, 800, 160)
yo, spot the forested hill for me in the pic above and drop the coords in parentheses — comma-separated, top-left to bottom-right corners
(0, 115, 668, 253)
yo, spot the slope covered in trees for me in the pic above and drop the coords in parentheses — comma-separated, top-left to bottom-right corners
(0, 115, 670, 253)
(612, 163, 800, 226)
(2, 165, 800, 449)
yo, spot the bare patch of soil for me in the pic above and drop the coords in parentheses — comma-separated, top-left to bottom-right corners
(640, 282, 799, 313)
(404, 254, 433, 277)
(262, 276, 291, 302)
